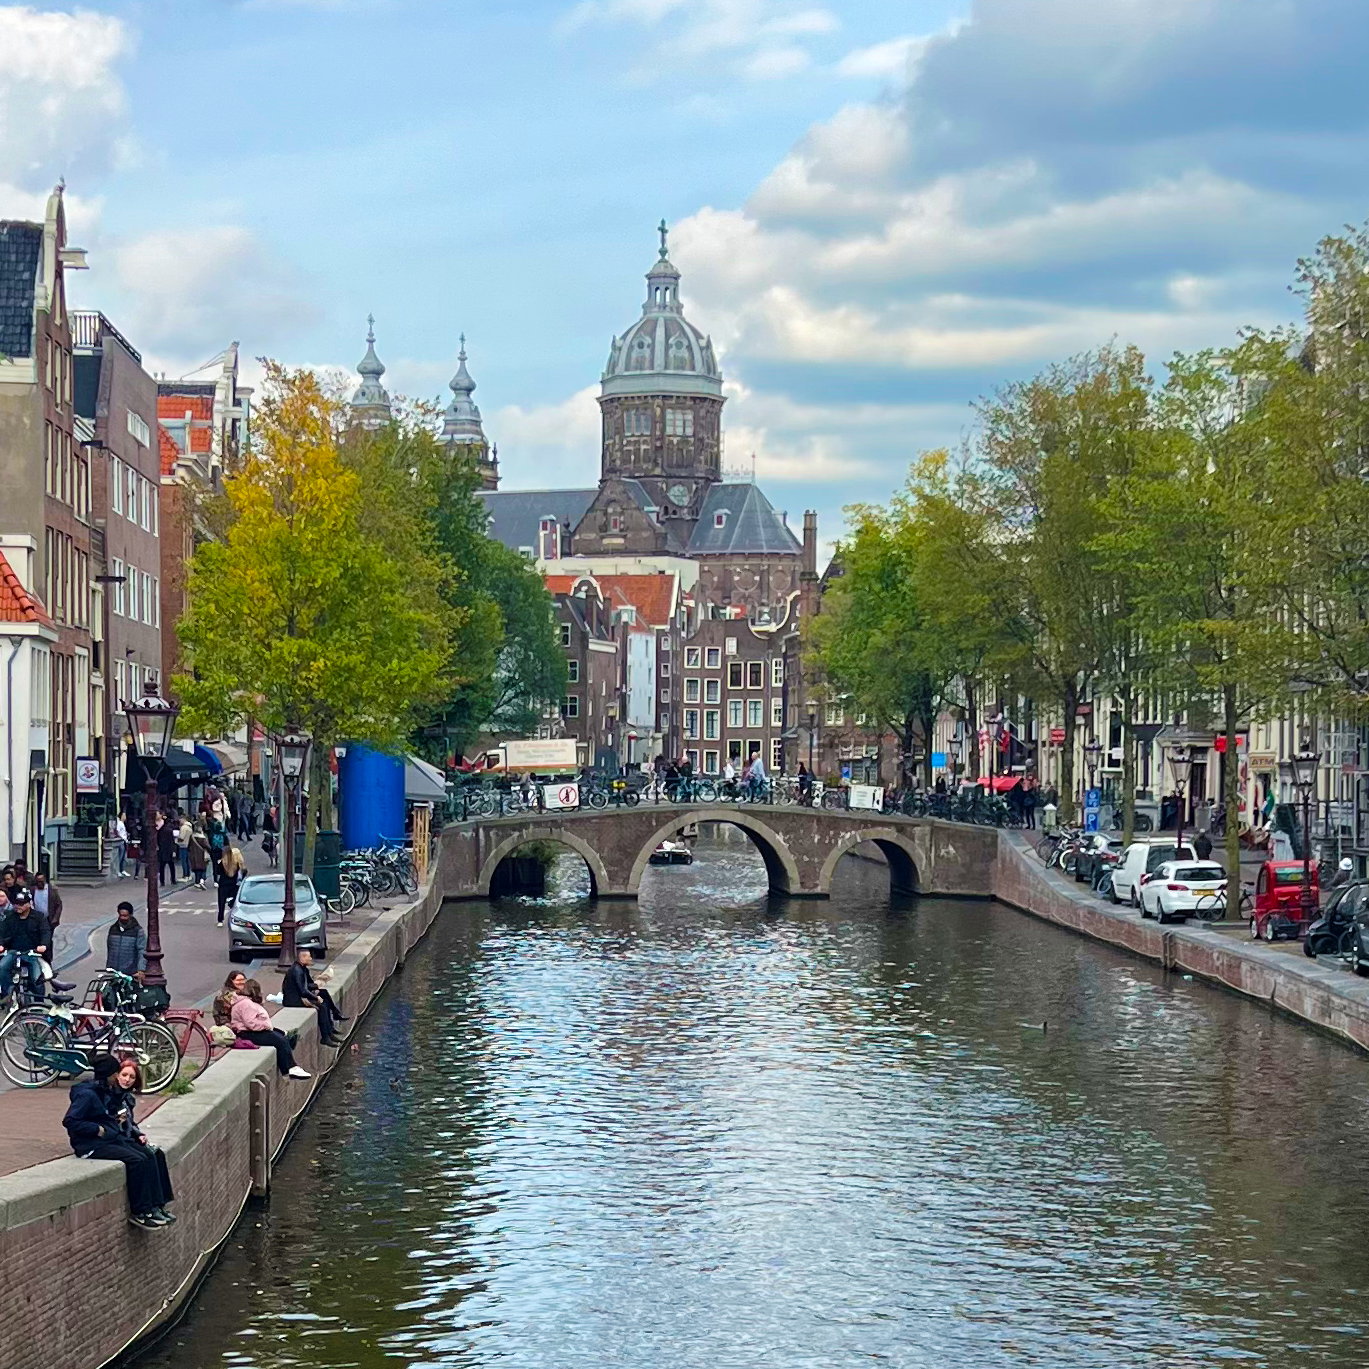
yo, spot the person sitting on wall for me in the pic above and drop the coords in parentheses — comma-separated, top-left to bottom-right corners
(230, 978, 312, 1079)
(283, 949, 346, 1047)
(213, 970, 247, 1027)
(63, 1055, 175, 1230)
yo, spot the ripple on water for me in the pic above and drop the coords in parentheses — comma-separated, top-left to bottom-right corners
(139, 840, 1369, 1369)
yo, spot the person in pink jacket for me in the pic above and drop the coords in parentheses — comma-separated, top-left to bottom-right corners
(230, 979, 310, 1079)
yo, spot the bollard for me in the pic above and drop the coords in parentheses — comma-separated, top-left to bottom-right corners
(249, 1076, 270, 1197)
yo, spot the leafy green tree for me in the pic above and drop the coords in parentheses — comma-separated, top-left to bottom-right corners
(973, 345, 1154, 822)
(174, 365, 450, 867)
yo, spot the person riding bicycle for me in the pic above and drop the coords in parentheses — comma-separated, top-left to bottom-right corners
(0, 889, 50, 1001)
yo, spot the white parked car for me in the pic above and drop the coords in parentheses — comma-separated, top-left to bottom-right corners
(1139, 860, 1228, 923)
(1110, 840, 1196, 907)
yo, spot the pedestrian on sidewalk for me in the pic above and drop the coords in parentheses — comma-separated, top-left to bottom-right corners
(1195, 831, 1213, 861)
(30, 873, 61, 967)
(176, 812, 193, 879)
(188, 823, 210, 889)
(156, 812, 178, 887)
(111, 813, 130, 878)
(63, 1055, 175, 1229)
(230, 979, 311, 1079)
(216, 845, 246, 926)
(105, 902, 147, 981)
(284, 949, 346, 1047)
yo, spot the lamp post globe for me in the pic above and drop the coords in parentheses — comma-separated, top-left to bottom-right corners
(122, 679, 180, 995)
(275, 729, 313, 969)
(1166, 744, 1193, 852)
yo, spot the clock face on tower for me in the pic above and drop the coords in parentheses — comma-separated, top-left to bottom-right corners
(668, 483, 689, 506)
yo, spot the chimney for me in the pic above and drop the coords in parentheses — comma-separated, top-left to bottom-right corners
(0, 535, 38, 593)
(802, 510, 817, 578)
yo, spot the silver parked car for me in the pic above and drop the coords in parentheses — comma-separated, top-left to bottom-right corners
(228, 874, 328, 963)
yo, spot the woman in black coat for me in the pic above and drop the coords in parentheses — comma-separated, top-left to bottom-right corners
(155, 814, 178, 887)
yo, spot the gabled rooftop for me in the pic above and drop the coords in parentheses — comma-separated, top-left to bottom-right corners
(687, 483, 802, 556)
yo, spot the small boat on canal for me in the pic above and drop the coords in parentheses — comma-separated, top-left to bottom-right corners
(650, 840, 693, 866)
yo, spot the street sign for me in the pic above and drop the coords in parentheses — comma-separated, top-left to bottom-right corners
(1085, 811, 1099, 832)
(75, 757, 101, 792)
(849, 785, 884, 812)
(930, 752, 947, 768)
(542, 783, 580, 811)
(1049, 727, 1065, 745)
(1085, 788, 1101, 810)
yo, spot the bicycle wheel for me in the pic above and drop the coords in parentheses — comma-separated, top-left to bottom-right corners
(0, 1014, 64, 1087)
(371, 866, 398, 897)
(1036, 837, 1056, 862)
(120, 1021, 182, 1093)
(169, 1017, 213, 1081)
(1095, 870, 1114, 900)
(622, 789, 640, 807)
(1192, 892, 1226, 922)
(333, 882, 358, 916)
(587, 790, 609, 810)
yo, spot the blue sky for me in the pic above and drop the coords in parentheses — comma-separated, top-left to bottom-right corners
(4, 0, 1369, 550)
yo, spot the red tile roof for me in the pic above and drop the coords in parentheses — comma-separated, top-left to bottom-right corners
(156, 395, 213, 455)
(157, 423, 180, 476)
(594, 573, 677, 627)
(544, 575, 577, 595)
(0, 551, 54, 628)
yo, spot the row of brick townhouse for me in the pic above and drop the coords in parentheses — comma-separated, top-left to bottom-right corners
(0, 186, 250, 869)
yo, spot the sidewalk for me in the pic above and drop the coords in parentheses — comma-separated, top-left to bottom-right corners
(0, 837, 402, 1177)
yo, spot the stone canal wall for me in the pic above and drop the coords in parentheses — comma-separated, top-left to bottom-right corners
(994, 831, 1369, 1053)
(0, 832, 461, 1369)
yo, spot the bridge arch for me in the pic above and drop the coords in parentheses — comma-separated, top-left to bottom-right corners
(817, 827, 920, 897)
(627, 808, 803, 896)
(476, 828, 611, 899)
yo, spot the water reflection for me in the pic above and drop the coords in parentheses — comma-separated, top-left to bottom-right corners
(141, 835, 1369, 1369)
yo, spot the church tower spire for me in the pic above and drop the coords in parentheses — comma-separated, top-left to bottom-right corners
(441, 334, 499, 490)
(349, 314, 392, 429)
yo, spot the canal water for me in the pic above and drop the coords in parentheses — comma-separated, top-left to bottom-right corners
(142, 834, 1369, 1369)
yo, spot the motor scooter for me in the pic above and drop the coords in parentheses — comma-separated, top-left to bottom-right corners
(1303, 881, 1366, 959)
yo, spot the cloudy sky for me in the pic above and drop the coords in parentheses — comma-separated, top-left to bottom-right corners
(4, 0, 1368, 547)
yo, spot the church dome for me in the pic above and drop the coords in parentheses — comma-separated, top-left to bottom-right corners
(601, 222, 722, 400)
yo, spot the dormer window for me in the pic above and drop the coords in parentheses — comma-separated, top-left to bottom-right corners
(539, 517, 559, 562)
(609, 514, 623, 533)
(714, 511, 727, 529)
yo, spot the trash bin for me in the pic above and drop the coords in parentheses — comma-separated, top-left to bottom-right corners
(312, 829, 341, 900)
(1042, 802, 1058, 831)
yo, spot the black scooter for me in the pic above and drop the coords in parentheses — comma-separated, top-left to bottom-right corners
(1304, 885, 1363, 959)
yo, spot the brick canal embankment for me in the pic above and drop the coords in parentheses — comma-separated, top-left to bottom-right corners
(994, 831, 1369, 1052)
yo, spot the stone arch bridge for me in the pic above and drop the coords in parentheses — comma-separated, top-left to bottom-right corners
(438, 805, 999, 901)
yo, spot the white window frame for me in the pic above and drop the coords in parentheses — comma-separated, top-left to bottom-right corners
(705, 679, 720, 704)
(771, 658, 784, 687)
(562, 695, 580, 718)
(771, 738, 785, 770)
(111, 558, 124, 616)
(825, 702, 841, 726)
(560, 622, 571, 647)
(567, 659, 579, 683)
(772, 699, 784, 728)
(705, 647, 720, 668)
(111, 457, 123, 515)
(704, 709, 719, 740)
(728, 699, 743, 727)
(684, 678, 700, 703)
(704, 750, 719, 774)
(684, 647, 701, 668)
(747, 699, 763, 728)
(684, 709, 700, 740)
(747, 661, 764, 689)
(142, 572, 153, 625)
(126, 410, 150, 447)
(725, 637, 738, 655)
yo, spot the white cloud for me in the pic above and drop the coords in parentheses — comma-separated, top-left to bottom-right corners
(835, 22, 965, 81)
(0, 6, 132, 189)
(561, 0, 838, 81)
(111, 225, 318, 364)
(490, 385, 602, 488)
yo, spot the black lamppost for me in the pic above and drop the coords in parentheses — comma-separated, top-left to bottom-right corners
(1167, 743, 1193, 853)
(123, 680, 180, 995)
(1291, 739, 1319, 923)
(275, 728, 312, 969)
(806, 701, 817, 796)
(1084, 738, 1102, 790)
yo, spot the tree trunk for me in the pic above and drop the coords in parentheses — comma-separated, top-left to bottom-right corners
(302, 745, 326, 878)
(1121, 680, 1136, 846)
(1224, 683, 1241, 908)
(965, 679, 980, 781)
(1059, 679, 1080, 826)
(917, 710, 934, 790)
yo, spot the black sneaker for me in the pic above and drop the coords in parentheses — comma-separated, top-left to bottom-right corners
(322, 1036, 342, 1048)
(152, 1207, 177, 1224)
(129, 1212, 163, 1230)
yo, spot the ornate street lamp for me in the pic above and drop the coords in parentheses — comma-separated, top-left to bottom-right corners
(1290, 739, 1319, 924)
(123, 680, 180, 997)
(275, 728, 312, 969)
(1167, 743, 1194, 853)
(1084, 738, 1103, 790)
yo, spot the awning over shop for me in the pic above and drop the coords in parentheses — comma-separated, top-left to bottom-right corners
(978, 775, 1022, 793)
(405, 754, 447, 803)
(207, 742, 249, 775)
(193, 744, 222, 776)
(125, 747, 214, 795)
